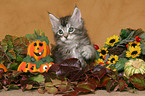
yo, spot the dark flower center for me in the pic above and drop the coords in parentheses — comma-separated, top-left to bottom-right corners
(111, 58, 115, 63)
(109, 39, 115, 43)
(132, 43, 137, 47)
(100, 56, 103, 59)
(131, 51, 138, 55)
(101, 50, 106, 55)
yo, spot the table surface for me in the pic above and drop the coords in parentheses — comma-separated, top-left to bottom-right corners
(0, 89, 145, 96)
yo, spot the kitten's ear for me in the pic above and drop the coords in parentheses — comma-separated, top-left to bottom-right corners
(49, 13, 60, 28)
(71, 7, 81, 23)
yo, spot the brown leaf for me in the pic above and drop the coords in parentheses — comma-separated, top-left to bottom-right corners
(38, 88, 45, 94)
(25, 84, 33, 90)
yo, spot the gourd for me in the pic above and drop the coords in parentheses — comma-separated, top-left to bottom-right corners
(0, 64, 7, 72)
(124, 58, 145, 77)
(17, 36, 54, 73)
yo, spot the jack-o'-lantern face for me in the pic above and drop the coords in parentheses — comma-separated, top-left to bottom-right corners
(27, 40, 50, 61)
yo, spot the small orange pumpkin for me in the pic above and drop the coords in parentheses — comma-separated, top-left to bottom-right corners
(27, 40, 50, 61)
(0, 64, 7, 72)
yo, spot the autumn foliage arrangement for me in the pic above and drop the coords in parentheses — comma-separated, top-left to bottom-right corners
(0, 29, 145, 95)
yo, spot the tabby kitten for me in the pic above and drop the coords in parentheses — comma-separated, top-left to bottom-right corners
(49, 7, 96, 67)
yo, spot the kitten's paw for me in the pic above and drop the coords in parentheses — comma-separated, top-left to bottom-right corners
(81, 46, 95, 60)
(81, 51, 91, 59)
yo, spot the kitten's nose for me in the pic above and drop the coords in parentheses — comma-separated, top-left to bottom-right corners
(64, 36, 68, 39)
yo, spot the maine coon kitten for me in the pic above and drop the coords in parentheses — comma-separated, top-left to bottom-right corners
(49, 7, 96, 67)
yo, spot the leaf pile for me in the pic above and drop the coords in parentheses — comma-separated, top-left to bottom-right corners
(0, 28, 145, 95)
(0, 29, 46, 70)
(0, 35, 29, 70)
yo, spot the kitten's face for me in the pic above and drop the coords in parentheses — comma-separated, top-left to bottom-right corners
(49, 7, 83, 44)
(56, 23, 76, 43)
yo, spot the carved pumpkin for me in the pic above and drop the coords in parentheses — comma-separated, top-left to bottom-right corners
(27, 40, 50, 61)
(17, 36, 54, 73)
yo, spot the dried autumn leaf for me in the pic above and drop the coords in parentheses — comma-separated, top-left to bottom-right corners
(3, 84, 19, 91)
(76, 81, 96, 93)
(38, 88, 45, 94)
(25, 84, 33, 90)
(95, 75, 110, 87)
(49, 58, 84, 81)
(93, 65, 107, 81)
(63, 90, 78, 96)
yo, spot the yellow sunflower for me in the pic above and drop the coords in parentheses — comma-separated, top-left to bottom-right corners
(94, 58, 105, 66)
(126, 46, 141, 58)
(98, 47, 108, 59)
(108, 55, 119, 64)
(105, 35, 119, 47)
(95, 58, 105, 64)
(128, 41, 140, 47)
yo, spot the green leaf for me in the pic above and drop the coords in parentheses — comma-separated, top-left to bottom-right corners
(29, 74, 45, 83)
(45, 82, 54, 87)
(7, 40, 13, 49)
(140, 33, 145, 39)
(125, 30, 135, 40)
(3, 84, 19, 91)
(6, 51, 16, 59)
(115, 58, 128, 71)
(58, 85, 68, 92)
(2, 46, 7, 52)
(120, 29, 129, 39)
(106, 80, 115, 92)
(118, 78, 128, 91)
(140, 43, 145, 55)
(95, 50, 100, 60)
(12, 70, 22, 77)
(46, 86, 58, 94)
(16, 56, 23, 62)
(51, 79, 62, 85)
(129, 74, 145, 90)
(25, 34, 36, 41)
(7, 63, 18, 70)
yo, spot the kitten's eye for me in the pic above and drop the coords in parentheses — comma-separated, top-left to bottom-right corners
(58, 29, 63, 35)
(69, 27, 75, 33)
